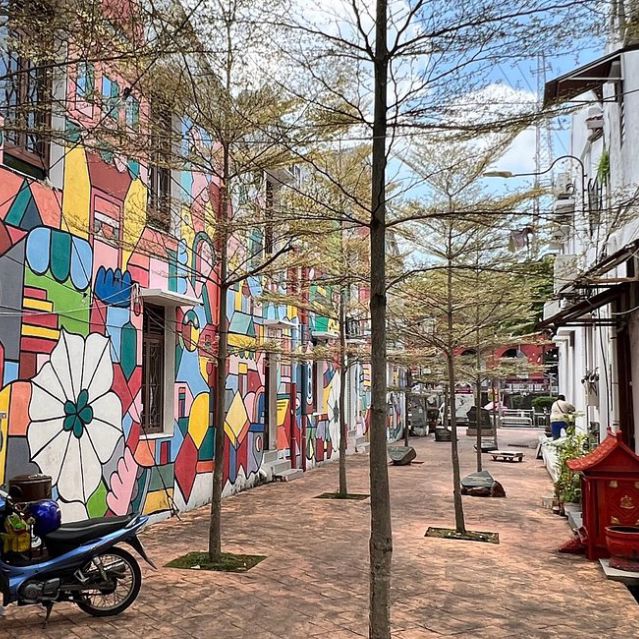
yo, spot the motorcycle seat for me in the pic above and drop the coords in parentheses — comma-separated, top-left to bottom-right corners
(45, 515, 135, 547)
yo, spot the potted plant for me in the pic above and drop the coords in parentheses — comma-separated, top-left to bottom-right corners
(553, 428, 591, 515)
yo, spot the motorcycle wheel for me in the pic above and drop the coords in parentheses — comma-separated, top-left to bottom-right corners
(75, 546, 141, 617)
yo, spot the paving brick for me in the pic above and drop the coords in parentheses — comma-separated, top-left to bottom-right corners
(3, 429, 639, 638)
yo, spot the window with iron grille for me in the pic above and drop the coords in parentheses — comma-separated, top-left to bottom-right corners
(1, 19, 50, 179)
(142, 303, 165, 434)
(147, 102, 172, 232)
(587, 177, 603, 235)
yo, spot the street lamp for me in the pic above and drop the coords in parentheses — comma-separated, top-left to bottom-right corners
(483, 154, 586, 183)
(484, 154, 587, 244)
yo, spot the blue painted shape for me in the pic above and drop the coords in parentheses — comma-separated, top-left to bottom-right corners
(70, 237, 93, 291)
(249, 422, 265, 433)
(21, 196, 43, 230)
(105, 306, 130, 361)
(175, 349, 208, 396)
(170, 421, 184, 463)
(25, 227, 51, 275)
(122, 412, 133, 439)
(3, 361, 18, 385)
(95, 266, 132, 307)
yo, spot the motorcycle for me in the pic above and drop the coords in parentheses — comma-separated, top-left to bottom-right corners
(0, 488, 155, 625)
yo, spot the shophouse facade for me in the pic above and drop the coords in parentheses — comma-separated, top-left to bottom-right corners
(0, 3, 404, 522)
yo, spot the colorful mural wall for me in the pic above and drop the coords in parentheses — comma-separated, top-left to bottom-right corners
(0, 43, 404, 524)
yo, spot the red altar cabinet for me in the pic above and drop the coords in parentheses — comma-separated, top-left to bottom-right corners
(568, 431, 639, 560)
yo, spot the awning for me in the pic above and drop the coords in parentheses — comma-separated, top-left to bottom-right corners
(543, 46, 639, 107)
(139, 288, 201, 307)
(537, 284, 629, 330)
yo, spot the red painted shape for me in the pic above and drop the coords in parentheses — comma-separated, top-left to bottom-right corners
(196, 460, 214, 473)
(21, 336, 55, 355)
(236, 439, 248, 473)
(22, 312, 59, 329)
(160, 440, 170, 465)
(112, 365, 142, 416)
(0, 169, 25, 219)
(87, 152, 132, 201)
(19, 352, 37, 379)
(7, 226, 27, 244)
(175, 434, 198, 500)
(0, 220, 12, 254)
(23, 287, 48, 300)
(570, 431, 639, 560)
(30, 182, 62, 228)
(90, 301, 107, 334)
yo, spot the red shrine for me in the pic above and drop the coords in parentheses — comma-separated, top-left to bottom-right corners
(568, 430, 639, 560)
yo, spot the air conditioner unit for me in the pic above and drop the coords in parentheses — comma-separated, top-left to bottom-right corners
(553, 172, 574, 198)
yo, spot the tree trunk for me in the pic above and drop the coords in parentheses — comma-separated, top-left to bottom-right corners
(209, 204, 229, 561)
(491, 377, 499, 449)
(369, 1, 392, 637)
(447, 225, 465, 535)
(338, 279, 348, 497)
(404, 370, 411, 447)
(209, 130, 231, 560)
(475, 350, 482, 472)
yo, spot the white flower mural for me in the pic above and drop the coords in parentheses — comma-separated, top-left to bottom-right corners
(27, 331, 123, 520)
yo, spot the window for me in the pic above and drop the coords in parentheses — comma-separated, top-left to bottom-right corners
(1, 20, 50, 178)
(101, 75, 120, 121)
(147, 101, 172, 232)
(264, 179, 274, 254)
(314, 359, 324, 413)
(142, 303, 165, 434)
(125, 95, 139, 130)
(76, 61, 94, 101)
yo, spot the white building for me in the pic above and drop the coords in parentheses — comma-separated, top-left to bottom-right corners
(541, 8, 639, 452)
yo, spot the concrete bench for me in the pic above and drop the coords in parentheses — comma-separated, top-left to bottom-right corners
(490, 450, 524, 463)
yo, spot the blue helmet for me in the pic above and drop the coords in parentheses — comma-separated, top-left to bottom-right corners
(26, 499, 61, 537)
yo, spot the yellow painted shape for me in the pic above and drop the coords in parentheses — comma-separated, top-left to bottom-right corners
(62, 146, 91, 238)
(179, 204, 195, 248)
(24, 298, 54, 312)
(198, 355, 210, 382)
(203, 201, 216, 241)
(276, 398, 288, 427)
(21, 325, 60, 340)
(143, 488, 173, 514)
(238, 362, 248, 375)
(121, 178, 147, 268)
(228, 334, 258, 350)
(234, 290, 242, 312)
(224, 392, 249, 446)
(188, 392, 210, 448)
(0, 386, 10, 485)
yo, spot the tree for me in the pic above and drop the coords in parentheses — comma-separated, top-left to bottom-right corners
(395, 133, 547, 530)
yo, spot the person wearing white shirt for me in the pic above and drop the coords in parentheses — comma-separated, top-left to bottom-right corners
(550, 395, 576, 440)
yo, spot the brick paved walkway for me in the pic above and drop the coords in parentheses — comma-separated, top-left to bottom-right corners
(4, 429, 639, 638)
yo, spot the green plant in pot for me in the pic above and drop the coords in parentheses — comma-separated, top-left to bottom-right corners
(553, 428, 593, 514)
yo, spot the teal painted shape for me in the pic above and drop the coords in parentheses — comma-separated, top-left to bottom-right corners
(120, 322, 137, 380)
(201, 285, 213, 324)
(229, 312, 254, 336)
(130, 468, 148, 514)
(127, 159, 140, 179)
(198, 427, 214, 461)
(50, 231, 71, 282)
(175, 342, 183, 375)
(65, 119, 81, 143)
(177, 416, 189, 437)
(149, 464, 174, 491)
(5, 182, 34, 228)
(168, 249, 177, 292)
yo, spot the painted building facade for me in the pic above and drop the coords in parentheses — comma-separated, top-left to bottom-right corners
(0, 6, 404, 522)
(541, 5, 639, 450)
